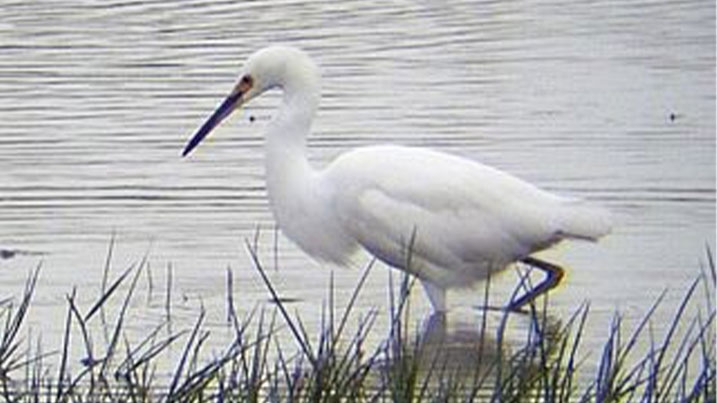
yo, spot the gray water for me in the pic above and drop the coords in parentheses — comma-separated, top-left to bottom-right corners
(0, 0, 714, 379)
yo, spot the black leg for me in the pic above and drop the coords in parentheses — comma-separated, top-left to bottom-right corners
(507, 257, 565, 311)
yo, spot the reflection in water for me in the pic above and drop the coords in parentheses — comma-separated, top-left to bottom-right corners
(381, 306, 563, 389)
(418, 312, 502, 380)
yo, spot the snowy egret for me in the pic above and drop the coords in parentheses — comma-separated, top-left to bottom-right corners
(182, 46, 611, 313)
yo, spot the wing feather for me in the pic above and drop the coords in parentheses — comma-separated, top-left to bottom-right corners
(323, 145, 574, 286)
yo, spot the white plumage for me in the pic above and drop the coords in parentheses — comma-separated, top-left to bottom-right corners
(182, 46, 611, 313)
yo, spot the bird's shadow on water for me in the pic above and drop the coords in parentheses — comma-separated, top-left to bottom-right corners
(397, 306, 562, 385)
(379, 259, 565, 385)
(417, 312, 503, 377)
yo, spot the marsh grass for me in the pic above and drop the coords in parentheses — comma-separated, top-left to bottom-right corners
(0, 243, 714, 402)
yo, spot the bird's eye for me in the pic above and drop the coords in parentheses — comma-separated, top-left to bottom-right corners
(239, 75, 254, 90)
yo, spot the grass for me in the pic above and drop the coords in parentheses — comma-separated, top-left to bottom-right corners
(0, 241, 714, 402)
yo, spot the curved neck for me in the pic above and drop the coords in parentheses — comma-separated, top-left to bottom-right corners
(264, 85, 320, 220)
(265, 87, 318, 171)
(255, 50, 357, 263)
(262, 47, 320, 171)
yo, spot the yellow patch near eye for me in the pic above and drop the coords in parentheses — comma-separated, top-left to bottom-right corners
(238, 75, 253, 93)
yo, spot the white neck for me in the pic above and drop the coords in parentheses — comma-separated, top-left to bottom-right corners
(261, 77, 357, 263)
(265, 86, 317, 189)
(263, 79, 320, 232)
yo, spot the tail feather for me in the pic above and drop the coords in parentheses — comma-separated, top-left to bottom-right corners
(557, 200, 613, 241)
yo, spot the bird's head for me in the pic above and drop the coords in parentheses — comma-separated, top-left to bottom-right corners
(182, 46, 319, 157)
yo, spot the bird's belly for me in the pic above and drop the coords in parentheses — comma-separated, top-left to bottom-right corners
(356, 231, 516, 289)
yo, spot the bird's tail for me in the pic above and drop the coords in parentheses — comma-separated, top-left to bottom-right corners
(557, 200, 613, 241)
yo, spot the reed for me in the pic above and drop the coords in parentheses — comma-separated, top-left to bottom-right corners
(0, 243, 713, 402)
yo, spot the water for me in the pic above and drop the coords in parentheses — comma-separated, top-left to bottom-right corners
(0, 0, 714, 381)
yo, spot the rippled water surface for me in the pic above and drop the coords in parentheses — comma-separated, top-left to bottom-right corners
(0, 0, 714, 376)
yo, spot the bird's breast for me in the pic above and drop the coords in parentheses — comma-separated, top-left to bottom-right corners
(266, 166, 358, 265)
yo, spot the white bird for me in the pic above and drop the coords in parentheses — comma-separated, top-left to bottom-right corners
(182, 46, 611, 313)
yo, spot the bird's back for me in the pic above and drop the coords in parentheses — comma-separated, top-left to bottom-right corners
(323, 145, 610, 287)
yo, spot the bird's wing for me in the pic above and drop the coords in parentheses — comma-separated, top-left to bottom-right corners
(323, 145, 569, 284)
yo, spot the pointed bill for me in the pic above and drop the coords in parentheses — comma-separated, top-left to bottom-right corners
(182, 91, 243, 157)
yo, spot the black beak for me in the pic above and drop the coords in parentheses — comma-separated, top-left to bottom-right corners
(182, 91, 243, 157)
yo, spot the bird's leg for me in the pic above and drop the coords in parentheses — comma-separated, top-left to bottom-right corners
(421, 280, 447, 313)
(508, 257, 565, 311)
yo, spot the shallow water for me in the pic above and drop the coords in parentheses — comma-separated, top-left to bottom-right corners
(0, 0, 714, 381)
